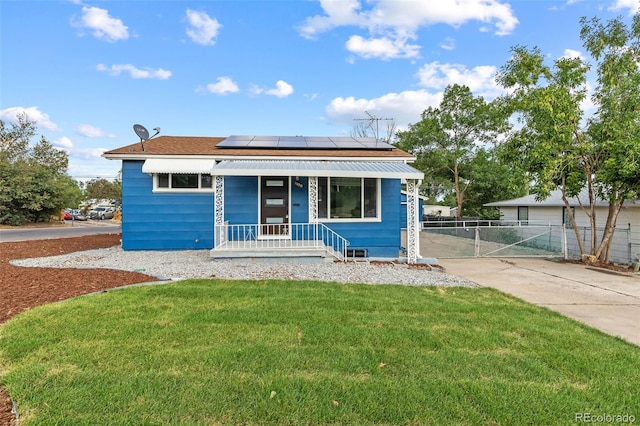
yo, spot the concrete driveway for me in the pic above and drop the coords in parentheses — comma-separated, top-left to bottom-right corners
(438, 257, 640, 347)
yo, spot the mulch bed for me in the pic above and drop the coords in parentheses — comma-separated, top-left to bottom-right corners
(0, 233, 157, 426)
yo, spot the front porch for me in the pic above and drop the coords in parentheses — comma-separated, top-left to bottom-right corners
(210, 162, 424, 263)
(211, 222, 349, 260)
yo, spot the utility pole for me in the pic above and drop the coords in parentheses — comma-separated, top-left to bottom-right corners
(354, 111, 393, 141)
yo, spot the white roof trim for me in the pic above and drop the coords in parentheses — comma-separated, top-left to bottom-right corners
(142, 159, 215, 174)
(211, 160, 424, 179)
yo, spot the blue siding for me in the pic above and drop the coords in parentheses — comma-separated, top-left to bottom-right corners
(324, 179, 401, 257)
(121, 161, 214, 250)
(224, 176, 258, 224)
(120, 163, 404, 257)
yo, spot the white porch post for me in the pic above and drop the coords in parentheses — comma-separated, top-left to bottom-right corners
(308, 176, 318, 223)
(214, 175, 224, 225)
(406, 178, 421, 264)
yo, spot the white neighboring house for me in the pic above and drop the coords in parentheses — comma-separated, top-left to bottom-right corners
(485, 190, 640, 263)
(423, 204, 452, 217)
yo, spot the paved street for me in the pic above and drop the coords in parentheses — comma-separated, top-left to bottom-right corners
(0, 222, 121, 242)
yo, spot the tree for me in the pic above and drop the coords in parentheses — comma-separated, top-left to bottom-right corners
(496, 45, 593, 256)
(581, 15, 640, 262)
(496, 15, 640, 264)
(396, 84, 511, 217)
(0, 115, 80, 225)
(84, 178, 122, 202)
(463, 147, 529, 218)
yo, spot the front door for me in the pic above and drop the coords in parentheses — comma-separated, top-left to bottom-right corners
(260, 176, 289, 236)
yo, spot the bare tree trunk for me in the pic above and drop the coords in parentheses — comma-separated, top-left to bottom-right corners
(586, 172, 597, 255)
(453, 160, 462, 218)
(595, 200, 624, 263)
(561, 188, 587, 258)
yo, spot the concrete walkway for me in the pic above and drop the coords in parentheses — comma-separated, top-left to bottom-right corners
(438, 257, 640, 347)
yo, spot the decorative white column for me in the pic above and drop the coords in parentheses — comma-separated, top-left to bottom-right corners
(406, 179, 421, 264)
(214, 175, 224, 225)
(308, 176, 318, 223)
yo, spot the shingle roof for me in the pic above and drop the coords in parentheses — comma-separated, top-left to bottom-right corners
(103, 136, 415, 159)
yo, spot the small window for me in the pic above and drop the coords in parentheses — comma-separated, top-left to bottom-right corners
(172, 174, 199, 188)
(154, 173, 214, 192)
(158, 174, 169, 188)
(201, 175, 213, 188)
(364, 178, 377, 218)
(318, 177, 328, 219)
(517, 206, 529, 223)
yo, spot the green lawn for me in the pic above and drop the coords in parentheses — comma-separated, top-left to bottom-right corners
(0, 279, 638, 425)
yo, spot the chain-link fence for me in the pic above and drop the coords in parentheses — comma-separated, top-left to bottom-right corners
(420, 220, 636, 264)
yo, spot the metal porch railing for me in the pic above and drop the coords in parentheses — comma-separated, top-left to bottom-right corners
(214, 222, 349, 261)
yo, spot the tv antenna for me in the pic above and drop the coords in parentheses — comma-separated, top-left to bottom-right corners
(133, 124, 160, 152)
(354, 111, 393, 142)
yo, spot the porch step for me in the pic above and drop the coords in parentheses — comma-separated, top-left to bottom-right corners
(210, 248, 328, 259)
(210, 239, 329, 259)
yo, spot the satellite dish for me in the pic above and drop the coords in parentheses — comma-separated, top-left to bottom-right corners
(133, 124, 150, 141)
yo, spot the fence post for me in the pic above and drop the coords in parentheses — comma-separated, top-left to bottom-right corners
(628, 223, 632, 265)
(474, 226, 480, 257)
(562, 224, 568, 260)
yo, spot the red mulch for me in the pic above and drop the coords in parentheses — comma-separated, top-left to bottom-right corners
(0, 233, 158, 426)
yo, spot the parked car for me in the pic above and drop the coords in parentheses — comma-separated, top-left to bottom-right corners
(89, 207, 115, 220)
(71, 209, 87, 221)
(64, 211, 72, 220)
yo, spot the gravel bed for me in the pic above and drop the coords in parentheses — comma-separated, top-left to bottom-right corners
(11, 246, 478, 287)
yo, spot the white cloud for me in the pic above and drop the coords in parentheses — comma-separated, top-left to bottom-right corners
(74, 6, 129, 42)
(267, 80, 294, 98)
(345, 34, 420, 60)
(415, 61, 501, 98)
(53, 136, 74, 149)
(253, 80, 294, 98)
(326, 89, 444, 130)
(299, 0, 518, 60)
(609, 0, 640, 14)
(73, 147, 108, 160)
(96, 64, 172, 80)
(562, 48, 584, 60)
(299, 0, 365, 39)
(185, 9, 222, 46)
(199, 76, 240, 94)
(440, 37, 456, 51)
(0, 106, 59, 131)
(77, 124, 115, 138)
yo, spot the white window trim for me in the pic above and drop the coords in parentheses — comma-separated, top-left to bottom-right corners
(317, 177, 382, 223)
(152, 173, 215, 193)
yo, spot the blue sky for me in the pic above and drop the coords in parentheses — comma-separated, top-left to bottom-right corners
(2, 0, 639, 181)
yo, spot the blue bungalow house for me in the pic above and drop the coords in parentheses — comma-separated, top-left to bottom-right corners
(103, 135, 424, 263)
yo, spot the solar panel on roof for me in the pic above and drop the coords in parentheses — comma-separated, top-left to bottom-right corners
(219, 140, 251, 147)
(278, 140, 307, 148)
(248, 140, 279, 147)
(223, 135, 254, 141)
(333, 141, 364, 148)
(217, 135, 393, 150)
(359, 140, 395, 149)
(306, 141, 337, 148)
